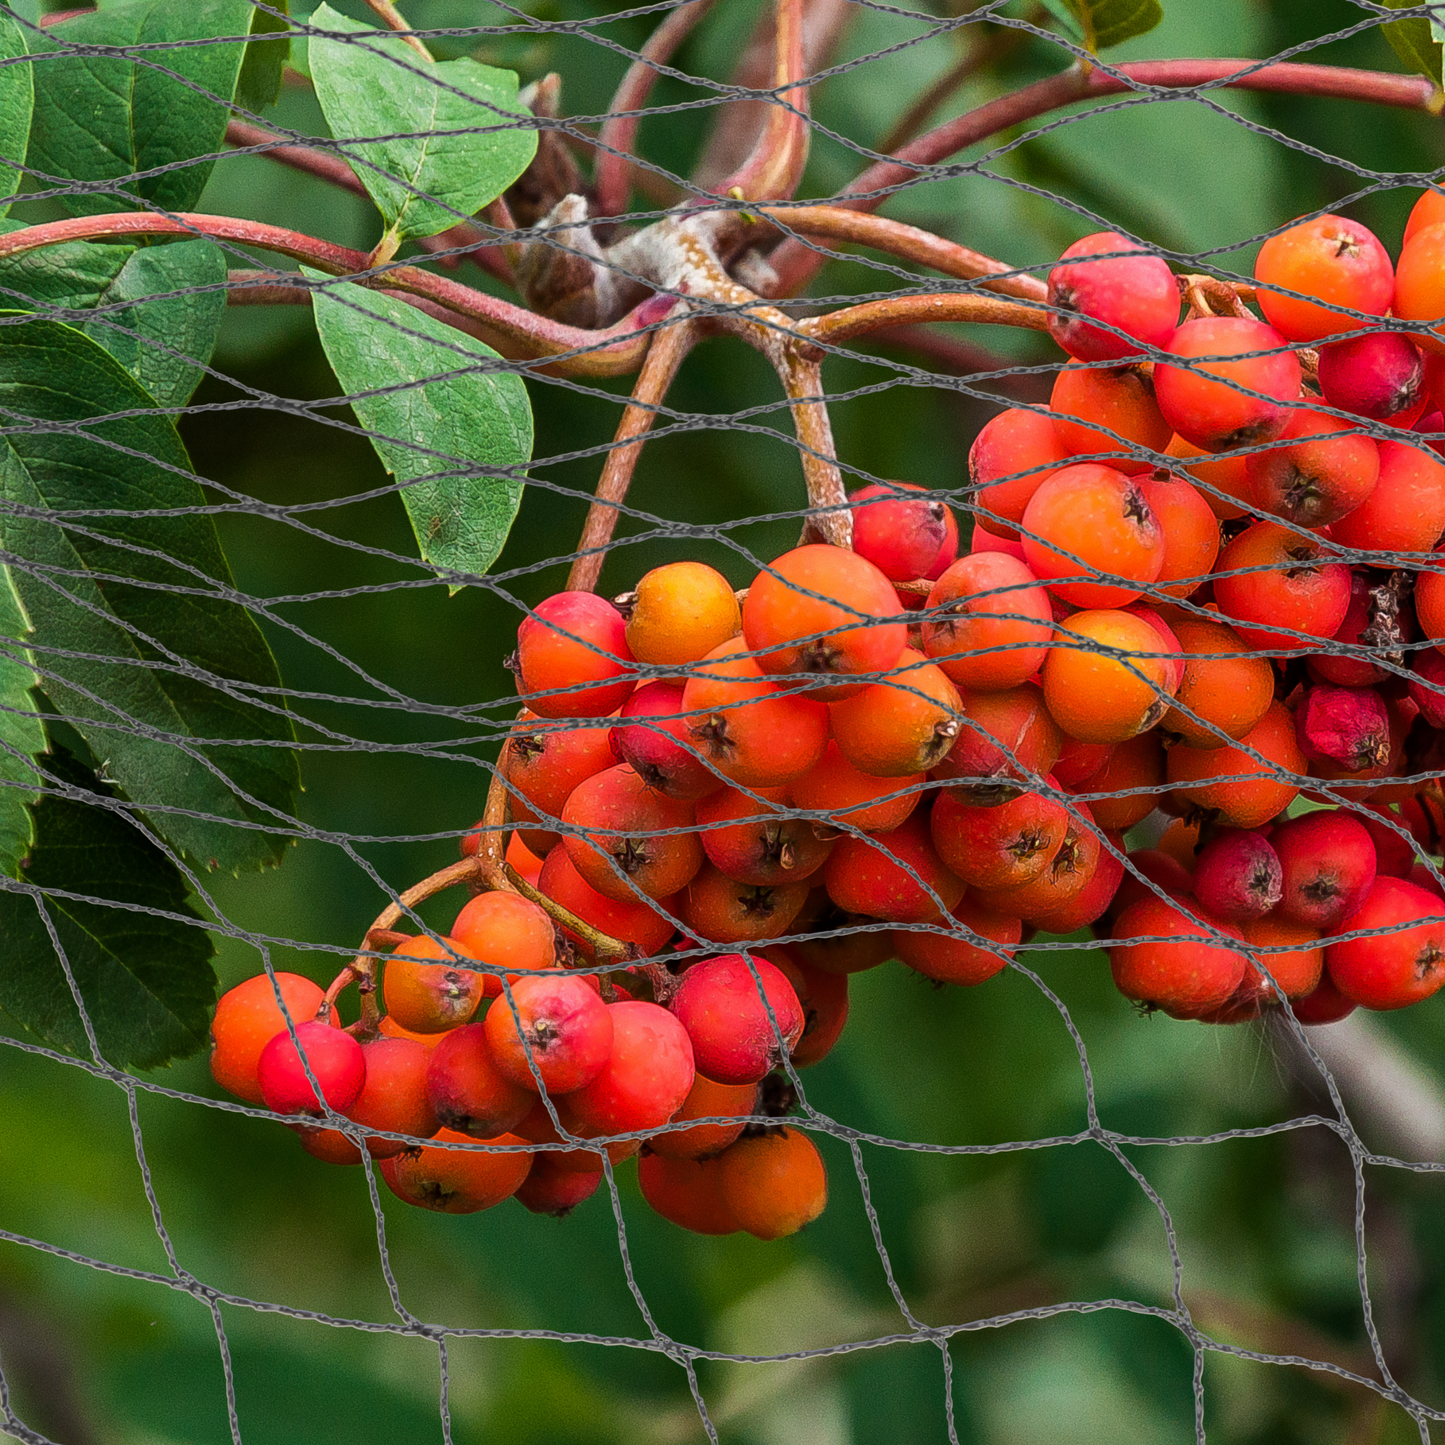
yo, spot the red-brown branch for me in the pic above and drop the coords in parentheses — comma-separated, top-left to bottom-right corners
(801, 290, 1049, 346)
(0, 213, 652, 377)
(595, 0, 722, 218)
(770, 59, 1443, 296)
(716, 0, 810, 211)
(566, 307, 700, 593)
(757, 204, 1047, 301)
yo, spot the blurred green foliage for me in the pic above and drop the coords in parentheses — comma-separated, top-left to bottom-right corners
(3, 0, 1445, 1441)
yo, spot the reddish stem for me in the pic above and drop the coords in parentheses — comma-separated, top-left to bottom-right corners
(758, 204, 1046, 301)
(801, 290, 1049, 346)
(770, 59, 1443, 296)
(715, 0, 810, 209)
(595, 0, 722, 218)
(566, 307, 699, 593)
(0, 213, 652, 377)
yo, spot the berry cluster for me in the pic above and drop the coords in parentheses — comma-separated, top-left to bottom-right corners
(209, 196, 1445, 1240)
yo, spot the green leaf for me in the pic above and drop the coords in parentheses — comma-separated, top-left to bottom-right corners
(1383, 1, 1443, 87)
(0, 8, 33, 209)
(0, 742, 216, 1070)
(0, 315, 300, 872)
(235, 0, 290, 113)
(0, 237, 226, 408)
(308, 3, 537, 244)
(0, 564, 45, 878)
(1041, 0, 1164, 51)
(308, 276, 532, 583)
(26, 0, 273, 216)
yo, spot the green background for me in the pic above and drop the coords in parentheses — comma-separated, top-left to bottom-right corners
(3, 0, 1445, 1441)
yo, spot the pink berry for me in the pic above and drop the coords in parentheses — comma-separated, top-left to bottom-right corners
(669, 954, 804, 1085)
(514, 591, 634, 719)
(611, 681, 723, 801)
(1272, 810, 1378, 932)
(483, 974, 615, 1095)
(1294, 684, 1392, 773)
(1191, 830, 1282, 923)
(257, 1021, 366, 1116)
(849, 482, 958, 582)
(1316, 331, 1426, 425)
(1047, 231, 1180, 363)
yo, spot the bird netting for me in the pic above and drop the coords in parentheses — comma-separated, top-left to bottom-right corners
(2, 1, 1445, 1442)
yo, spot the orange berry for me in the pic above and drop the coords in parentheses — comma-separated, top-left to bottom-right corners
(717, 1128, 827, 1239)
(827, 648, 961, 777)
(1164, 433, 1251, 520)
(1159, 613, 1274, 749)
(621, 561, 740, 666)
(449, 890, 558, 995)
(1254, 214, 1393, 343)
(382, 935, 488, 1033)
(892, 896, 1021, 985)
(1021, 463, 1165, 609)
(1135, 470, 1220, 598)
(1166, 700, 1305, 827)
(647, 1074, 758, 1161)
(1050, 363, 1171, 475)
(789, 741, 922, 834)
(1042, 608, 1178, 744)
(741, 545, 907, 699)
(1082, 730, 1165, 831)
(637, 1152, 741, 1235)
(379, 1129, 532, 1213)
(920, 552, 1053, 690)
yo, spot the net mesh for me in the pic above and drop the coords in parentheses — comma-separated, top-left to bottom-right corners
(1, 1, 1444, 1442)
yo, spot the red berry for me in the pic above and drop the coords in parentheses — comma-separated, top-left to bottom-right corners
(211, 972, 326, 1105)
(848, 481, 957, 581)
(1272, 811, 1377, 932)
(611, 681, 726, 802)
(484, 974, 615, 1094)
(1325, 877, 1445, 1009)
(1109, 896, 1249, 1019)
(669, 954, 804, 1086)
(380, 1129, 531, 1213)
(1046, 230, 1180, 362)
(1254, 214, 1393, 343)
(257, 1020, 366, 1117)
(514, 591, 635, 719)
(1191, 831, 1283, 924)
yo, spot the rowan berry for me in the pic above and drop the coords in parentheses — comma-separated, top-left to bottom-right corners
(1238, 915, 1325, 1002)
(821, 809, 965, 923)
(973, 805, 1102, 926)
(1046, 230, 1180, 362)
(670, 953, 804, 1085)
(535, 845, 678, 961)
(558, 1000, 696, 1152)
(1212, 522, 1352, 653)
(425, 1022, 534, 1137)
(789, 742, 922, 834)
(1154, 316, 1302, 452)
(1325, 876, 1445, 1009)
(1317, 331, 1426, 426)
(1083, 730, 1166, 831)
(380, 1130, 532, 1213)
(514, 592, 635, 719)
(1109, 896, 1249, 1018)
(1033, 834, 1125, 934)
(1291, 971, 1357, 1025)
(787, 890, 895, 975)
(1391, 223, 1445, 353)
(742, 545, 908, 699)
(696, 785, 833, 887)
(848, 481, 958, 581)
(1254, 214, 1393, 342)
(930, 782, 1067, 890)
(1295, 684, 1392, 775)
(449, 890, 558, 995)
(680, 639, 830, 788)
(1159, 613, 1274, 748)
(211, 971, 326, 1105)
(1164, 432, 1252, 519)
(646, 1074, 758, 1161)
(562, 762, 703, 903)
(920, 552, 1053, 690)
(299, 1036, 439, 1165)
(1050, 363, 1171, 474)
(767, 947, 849, 1067)
(827, 649, 962, 776)
(931, 682, 1062, 804)
(681, 863, 810, 945)
(637, 1152, 740, 1235)
(968, 407, 1072, 539)
(1166, 701, 1305, 828)
(1042, 608, 1178, 745)
(718, 1128, 828, 1240)
(621, 561, 740, 666)
(1020, 463, 1165, 609)
(1272, 810, 1378, 931)
(1328, 439, 1445, 557)
(1192, 830, 1282, 924)
(515, 1154, 603, 1216)
(1308, 571, 1403, 688)
(611, 680, 726, 802)
(257, 1021, 366, 1117)
(892, 896, 1021, 985)
(1244, 407, 1380, 529)
(1134, 470, 1219, 598)
(484, 974, 615, 1094)
(503, 711, 615, 832)
(383, 935, 489, 1033)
